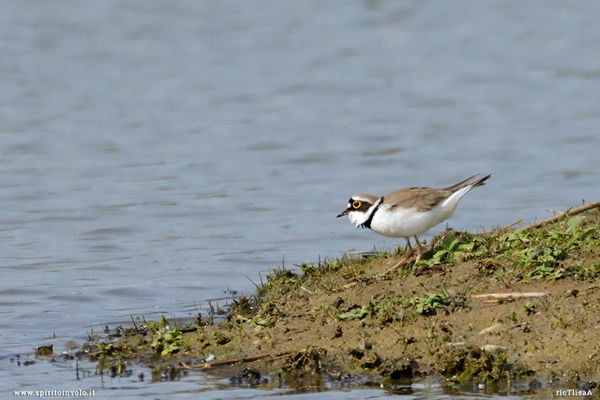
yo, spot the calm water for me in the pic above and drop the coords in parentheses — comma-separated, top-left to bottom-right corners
(1, 1, 599, 398)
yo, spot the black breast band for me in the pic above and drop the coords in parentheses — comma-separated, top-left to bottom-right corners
(360, 196, 384, 229)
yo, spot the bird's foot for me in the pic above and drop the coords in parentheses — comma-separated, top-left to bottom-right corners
(385, 253, 414, 274)
(414, 251, 422, 264)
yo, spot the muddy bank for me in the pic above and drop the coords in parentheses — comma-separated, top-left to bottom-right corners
(84, 205, 600, 394)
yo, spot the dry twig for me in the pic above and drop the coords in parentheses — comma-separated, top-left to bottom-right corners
(515, 201, 600, 232)
(471, 292, 547, 299)
(180, 351, 294, 371)
(479, 323, 504, 335)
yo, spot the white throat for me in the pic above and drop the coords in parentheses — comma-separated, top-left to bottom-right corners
(348, 197, 382, 228)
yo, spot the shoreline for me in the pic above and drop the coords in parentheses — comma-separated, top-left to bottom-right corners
(79, 204, 600, 394)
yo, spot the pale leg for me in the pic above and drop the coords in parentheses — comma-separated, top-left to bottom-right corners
(413, 236, 424, 263)
(405, 237, 414, 257)
(387, 237, 415, 273)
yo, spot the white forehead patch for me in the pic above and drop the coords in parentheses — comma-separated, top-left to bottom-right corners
(352, 195, 375, 203)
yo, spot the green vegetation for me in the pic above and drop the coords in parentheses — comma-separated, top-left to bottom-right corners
(410, 285, 452, 316)
(151, 328, 182, 356)
(415, 214, 600, 283)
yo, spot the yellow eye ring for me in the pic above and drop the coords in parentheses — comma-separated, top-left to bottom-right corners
(352, 201, 362, 209)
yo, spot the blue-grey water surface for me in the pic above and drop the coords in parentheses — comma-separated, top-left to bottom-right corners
(1, 1, 599, 398)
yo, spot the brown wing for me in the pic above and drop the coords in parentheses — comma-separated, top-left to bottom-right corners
(385, 174, 491, 213)
(385, 187, 453, 213)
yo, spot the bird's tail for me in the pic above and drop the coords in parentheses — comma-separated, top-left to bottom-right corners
(469, 173, 492, 189)
(445, 173, 492, 193)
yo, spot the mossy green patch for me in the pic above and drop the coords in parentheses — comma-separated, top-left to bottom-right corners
(151, 328, 182, 357)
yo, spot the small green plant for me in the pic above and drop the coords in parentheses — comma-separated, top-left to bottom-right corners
(144, 315, 173, 332)
(418, 231, 492, 268)
(151, 328, 182, 357)
(337, 297, 403, 324)
(251, 317, 272, 332)
(213, 330, 232, 345)
(575, 262, 600, 287)
(411, 286, 452, 316)
(229, 294, 255, 317)
(506, 311, 517, 323)
(233, 314, 267, 335)
(313, 304, 334, 325)
(377, 296, 404, 324)
(338, 304, 372, 320)
(489, 267, 507, 283)
(551, 314, 571, 330)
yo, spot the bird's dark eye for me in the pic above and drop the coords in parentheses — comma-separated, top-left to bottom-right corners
(352, 201, 362, 209)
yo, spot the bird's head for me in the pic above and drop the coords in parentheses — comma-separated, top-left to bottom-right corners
(337, 194, 380, 227)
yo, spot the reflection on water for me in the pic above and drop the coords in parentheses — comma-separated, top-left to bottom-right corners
(1, 1, 599, 397)
(1, 355, 555, 399)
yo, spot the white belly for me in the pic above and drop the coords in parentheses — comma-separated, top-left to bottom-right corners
(370, 200, 460, 238)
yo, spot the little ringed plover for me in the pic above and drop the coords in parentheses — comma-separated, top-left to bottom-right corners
(337, 174, 491, 271)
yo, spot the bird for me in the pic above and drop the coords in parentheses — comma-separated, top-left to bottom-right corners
(337, 174, 491, 272)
